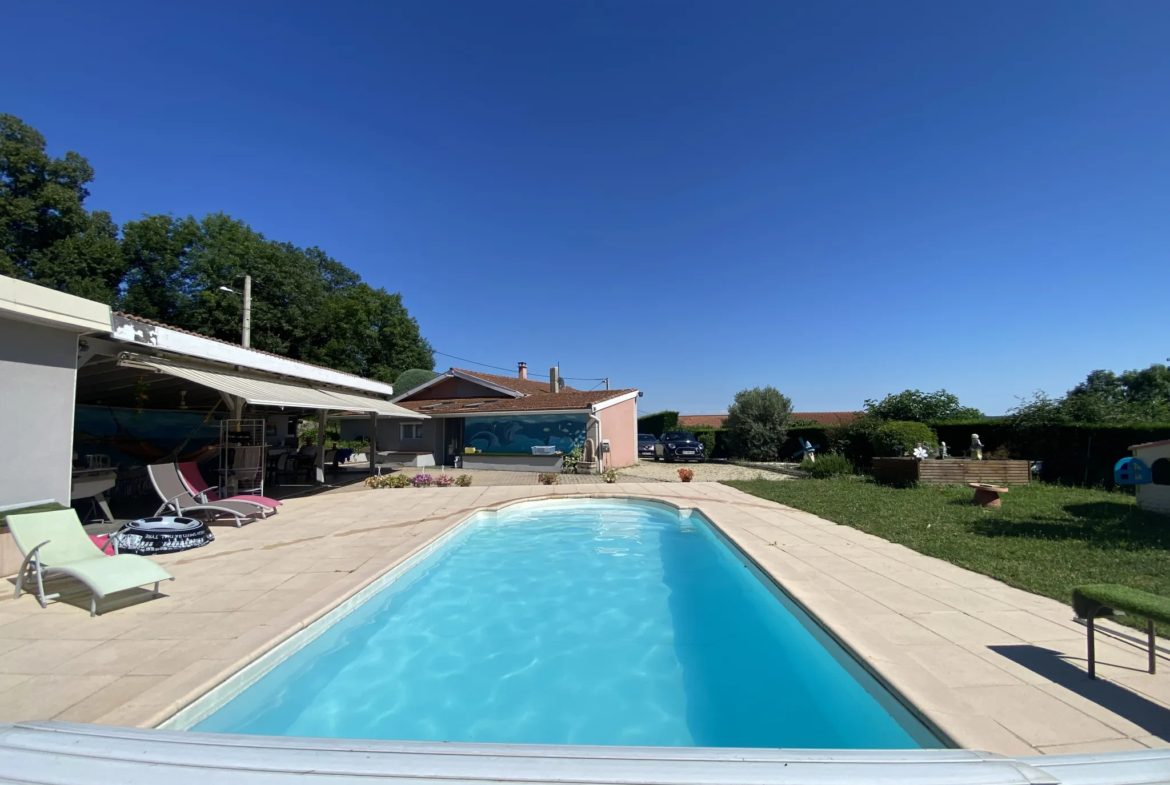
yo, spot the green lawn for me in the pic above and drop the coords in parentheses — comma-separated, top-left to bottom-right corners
(723, 478, 1170, 634)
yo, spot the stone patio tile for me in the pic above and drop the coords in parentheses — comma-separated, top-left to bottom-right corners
(273, 571, 352, 593)
(972, 610, 1086, 643)
(868, 586, 956, 615)
(54, 675, 168, 723)
(55, 639, 179, 677)
(1039, 738, 1150, 754)
(1137, 735, 1170, 748)
(859, 613, 951, 646)
(824, 569, 905, 594)
(902, 644, 1026, 688)
(1035, 680, 1170, 741)
(0, 637, 33, 655)
(0, 675, 117, 722)
(167, 590, 269, 614)
(0, 673, 31, 694)
(0, 639, 104, 675)
(930, 713, 1038, 756)
(955, 642, 1070, 686)
(955, 684, 1126, 747)
(912, 611, 1025, 645)
(928, 588, 1018, 613)
(114, 612, 234, 641)
(0, 609, 146, 640)
(127, 639, 242, 676)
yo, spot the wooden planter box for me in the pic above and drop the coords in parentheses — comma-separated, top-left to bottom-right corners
(872, 457, 1031, 486)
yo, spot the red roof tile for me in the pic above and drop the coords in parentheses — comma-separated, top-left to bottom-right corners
(677, 412, 860, 428)
(678, 415, 727, 428)
(452, 367, 580, 395)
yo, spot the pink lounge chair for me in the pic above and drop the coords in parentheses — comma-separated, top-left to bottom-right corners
(178, 462, 282, 513)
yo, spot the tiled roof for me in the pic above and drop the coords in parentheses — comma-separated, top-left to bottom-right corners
(113, 311, 379, 386)
(792, 411, 860, 425)
(676, 412, 861, 428)
(396, 389, 637, 415)
(678, 415, 727, 428)
(453, 367, 580, 395)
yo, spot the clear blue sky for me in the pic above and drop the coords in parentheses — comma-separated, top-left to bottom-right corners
(5, 1, 1168, 416)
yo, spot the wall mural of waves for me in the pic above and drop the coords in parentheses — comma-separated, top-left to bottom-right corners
(464, 414, 587, 454)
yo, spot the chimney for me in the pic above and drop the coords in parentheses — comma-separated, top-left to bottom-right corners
(549, 366, 560, 394)
(518, 362, 528, 380)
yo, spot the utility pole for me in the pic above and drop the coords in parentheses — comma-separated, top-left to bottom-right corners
(242, 274, 252, 348)
(604, 378, 610, 390)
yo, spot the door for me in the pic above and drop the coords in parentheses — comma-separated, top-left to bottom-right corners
(442, 418, 464, 467)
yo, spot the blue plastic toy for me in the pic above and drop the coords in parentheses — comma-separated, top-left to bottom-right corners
(793, 438, 819, 460)
(1114, 457, 1152, 486)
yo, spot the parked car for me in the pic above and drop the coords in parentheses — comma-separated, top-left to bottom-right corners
(637, 433, 659, 458)
(655, 431, 706, 462)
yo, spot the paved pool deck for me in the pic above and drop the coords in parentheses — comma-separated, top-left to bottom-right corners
(0, 482, 1166, 755)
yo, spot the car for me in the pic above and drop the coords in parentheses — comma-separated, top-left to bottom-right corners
(637, 433, 659, 458)
(655, 431, 706, 462)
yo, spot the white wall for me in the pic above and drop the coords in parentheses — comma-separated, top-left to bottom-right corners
(0, 319, 80, 509)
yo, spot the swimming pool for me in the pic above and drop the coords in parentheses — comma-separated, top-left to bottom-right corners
(190, 498, 941, 748)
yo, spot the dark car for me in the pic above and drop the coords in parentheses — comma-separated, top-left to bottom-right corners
(654, 431, 706, 462)
(637, 433, 659, 458)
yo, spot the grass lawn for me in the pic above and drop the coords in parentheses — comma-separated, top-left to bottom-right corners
(723, 478, 1170, 634)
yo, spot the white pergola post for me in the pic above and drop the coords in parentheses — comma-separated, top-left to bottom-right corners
(316, 410, 327, 483)
(369, 411, 379, 476)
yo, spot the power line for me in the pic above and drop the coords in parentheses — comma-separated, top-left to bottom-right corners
(432, 351, 606, 381)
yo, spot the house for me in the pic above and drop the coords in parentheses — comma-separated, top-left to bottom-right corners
(677, 412, 859, 429)
(341, 364, 640, 472)
(1131, 439, 1170, 515)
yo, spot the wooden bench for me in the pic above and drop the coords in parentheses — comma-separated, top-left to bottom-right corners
(1072, 584, 1169, 679)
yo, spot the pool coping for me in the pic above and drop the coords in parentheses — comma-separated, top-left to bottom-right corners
(162, 493, 957, 747)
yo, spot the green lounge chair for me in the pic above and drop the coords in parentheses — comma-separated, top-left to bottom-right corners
(8, 509, 175, 616)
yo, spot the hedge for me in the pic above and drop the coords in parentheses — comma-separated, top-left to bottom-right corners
(930, 420, 1170, 487)
(638, 411, 679, 438)
(683, 427, 732, 460)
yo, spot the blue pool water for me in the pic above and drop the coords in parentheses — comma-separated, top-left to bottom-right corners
(194, 499, 939, 748)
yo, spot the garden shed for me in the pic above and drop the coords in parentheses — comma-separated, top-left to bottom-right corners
(1131, 439, 1170, 515)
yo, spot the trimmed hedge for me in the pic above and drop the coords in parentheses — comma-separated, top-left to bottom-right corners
(931, 420, 1170, 487)
(638, 411, 679, 438)
(684, 427, 732, 460)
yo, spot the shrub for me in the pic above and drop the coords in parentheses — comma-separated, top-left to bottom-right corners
(435, 474, 453, 487)
(411, 473, 435, 487)
(800, 453, 853, 478)
(677, 467, 694, 482)
(724, 386, 793, 460)
(864, 389, 982, 422)
(538, 472, 559, 485)
(637, 411, 679, 438)
(454, 474, 473, 487)
(562, 445, 583, 473)
(603, 468, 618, 483)
(872, 421, 938, 457)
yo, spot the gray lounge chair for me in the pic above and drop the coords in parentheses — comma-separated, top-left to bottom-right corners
(147, 463, 267, 527)
(8, 509, 174, 616)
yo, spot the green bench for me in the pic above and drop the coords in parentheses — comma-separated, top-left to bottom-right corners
(1072, 584, 1169, 679)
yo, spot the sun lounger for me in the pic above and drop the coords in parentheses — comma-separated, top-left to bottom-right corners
(8, 509, 174, 616)
(177, 462, 281, 512)
(148, 464, 267, 527)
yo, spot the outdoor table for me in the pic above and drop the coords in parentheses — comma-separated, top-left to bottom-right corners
(969, 482, 1008, 508)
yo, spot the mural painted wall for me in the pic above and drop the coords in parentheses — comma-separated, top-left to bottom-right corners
(74, 405, 224, 468)
(464, 414, 587, 454)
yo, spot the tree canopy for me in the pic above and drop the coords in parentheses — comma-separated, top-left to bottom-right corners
(724, 386, 793, 461)
(0, 114, 433, 383)
(1011, 363, 1170, 426)
(863, 389, 982, 423)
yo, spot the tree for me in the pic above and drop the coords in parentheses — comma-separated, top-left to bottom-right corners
(864, 389, 982, 422)
(1063, 365, 1170, 422)
(0, 114, 125, 301)
(395, 368, 439, 394)
(724, 386, 793, 460)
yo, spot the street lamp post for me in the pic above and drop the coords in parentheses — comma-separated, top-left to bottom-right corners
(219, 274, 253, 348)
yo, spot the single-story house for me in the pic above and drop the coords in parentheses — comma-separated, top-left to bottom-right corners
(1131, 439, 1170, 515)
(676, 411, 860, 429)
(340, 364, 639, 472)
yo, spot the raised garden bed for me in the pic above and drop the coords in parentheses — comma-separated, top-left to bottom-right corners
(872, 457, 1030, 486)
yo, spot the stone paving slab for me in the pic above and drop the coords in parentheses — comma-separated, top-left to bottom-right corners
(0, 482, 1166, 755)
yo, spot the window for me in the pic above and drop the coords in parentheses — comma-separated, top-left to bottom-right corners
(401, 423, 424, 441)
(1153, 458, 1170, 486)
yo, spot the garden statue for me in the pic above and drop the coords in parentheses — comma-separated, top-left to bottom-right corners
(970, 433, 983, 460)
(912, 444, 929, 460)
(939, 441, 948, 459)
(577, 438, 598, 474)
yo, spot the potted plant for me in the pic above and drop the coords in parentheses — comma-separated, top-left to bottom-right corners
(435, 474, 454, 487)
(678, 468, 694, 482)
(410, 473, 435, 488)
(454, 474, 473, 487)
(538, 472, 559, 485)
(603, 468, 618, 484)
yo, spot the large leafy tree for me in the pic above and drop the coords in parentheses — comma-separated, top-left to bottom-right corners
(864, 389, 982, 422)
(1010, 363, 1170, 425)
(724, 386, 793, 460)
(3, 114, 434, 383)
(0, 114, 124, 301)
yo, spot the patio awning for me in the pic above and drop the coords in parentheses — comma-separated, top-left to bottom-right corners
(119, 355, 426, 417)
